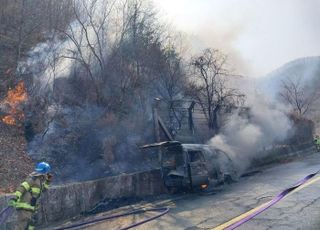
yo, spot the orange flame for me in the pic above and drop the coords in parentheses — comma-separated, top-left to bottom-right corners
(1, 81, 28, 125)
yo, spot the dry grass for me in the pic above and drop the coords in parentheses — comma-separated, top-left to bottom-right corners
(0, 123, 33, 194)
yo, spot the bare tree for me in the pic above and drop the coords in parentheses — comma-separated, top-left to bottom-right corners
(56, 0, 117, 105)
(155, 47, 186, 132)
(57, 0, 162, 109)
(105, 0, 164, 113)
(279, 76, 320, 117)
(188, 48, 245, 133)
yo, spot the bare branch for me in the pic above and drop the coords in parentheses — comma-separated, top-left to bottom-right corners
(188, 48, 245, 132)
(279, 76, 320, 116)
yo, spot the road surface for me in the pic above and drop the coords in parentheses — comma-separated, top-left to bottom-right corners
(54, 152, 320, 230)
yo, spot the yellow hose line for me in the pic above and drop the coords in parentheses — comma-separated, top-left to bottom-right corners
(212, 201, 272, 230)
(212, 175, 320, 230)
(283, 175, 320, 198)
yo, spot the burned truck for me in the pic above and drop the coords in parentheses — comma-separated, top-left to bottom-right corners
(141, 141, 237, 192)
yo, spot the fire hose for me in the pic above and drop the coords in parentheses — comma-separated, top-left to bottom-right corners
(0, 206, 14, 225)
(212, 169, 320, 230)
(0, 206, 169, 230)
(50, 207, 169, 230)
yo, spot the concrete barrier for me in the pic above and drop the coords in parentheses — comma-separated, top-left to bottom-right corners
(0, 169, 167, 229)
(252, 142, 315, 167)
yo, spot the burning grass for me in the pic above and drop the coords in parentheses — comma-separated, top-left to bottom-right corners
(1, 80, 27, 125)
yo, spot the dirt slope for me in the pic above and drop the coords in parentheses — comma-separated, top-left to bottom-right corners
(0, 123, 33, 194)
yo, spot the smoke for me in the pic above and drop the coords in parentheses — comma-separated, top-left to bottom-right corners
(208, 91, 292, 171)
(257, 57, 320, 100)
(19, 0, 319, 183)
(20, 0, 167, 183)
(208, 56, 320, 172)
(20, 20, 108, 91)
(154, 0, 320, 77)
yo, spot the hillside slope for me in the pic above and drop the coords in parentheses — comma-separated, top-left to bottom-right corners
(257, 56, 320, 97)
(0, 123, 33, 194)
(257, 56, 320, 132)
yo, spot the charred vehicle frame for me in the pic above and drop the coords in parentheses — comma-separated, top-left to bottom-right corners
(141, 141, 237, 192)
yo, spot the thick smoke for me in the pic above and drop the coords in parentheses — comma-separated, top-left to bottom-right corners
(258, 57, 320, 130)
(208, 91, 292, 172)
(208, 56, 320, 172)
(20, 0, 163, 183)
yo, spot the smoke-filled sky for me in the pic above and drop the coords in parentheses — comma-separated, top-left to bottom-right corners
(153, 0, 320, 78)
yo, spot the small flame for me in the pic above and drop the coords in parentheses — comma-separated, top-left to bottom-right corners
(200, 184, 208, 189)
(1, 81, 27, 125)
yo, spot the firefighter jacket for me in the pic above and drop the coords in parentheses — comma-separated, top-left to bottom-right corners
(13, 173, 50, 212)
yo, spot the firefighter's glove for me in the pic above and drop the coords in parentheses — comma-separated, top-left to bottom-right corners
(47, 173, 53, 182)
(8, 198, 17, 207)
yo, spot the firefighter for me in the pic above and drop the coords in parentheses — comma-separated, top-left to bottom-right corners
(8, 162, 52, 230)
(314, 135, 320, 151)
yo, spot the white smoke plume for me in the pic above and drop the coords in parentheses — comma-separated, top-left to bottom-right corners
(208, 91, 292, 171)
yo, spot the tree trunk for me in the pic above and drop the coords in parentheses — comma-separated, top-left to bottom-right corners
(209, 105, 220, 134)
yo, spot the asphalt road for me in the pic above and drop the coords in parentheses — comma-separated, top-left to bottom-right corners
(57, 152, 320, 230)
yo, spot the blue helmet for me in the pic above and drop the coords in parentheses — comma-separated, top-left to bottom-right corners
(35, 162, 51, 174)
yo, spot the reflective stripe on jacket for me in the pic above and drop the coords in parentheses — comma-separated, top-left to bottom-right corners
(13, 173, 50, 212)
(15, 202, 36, 211)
